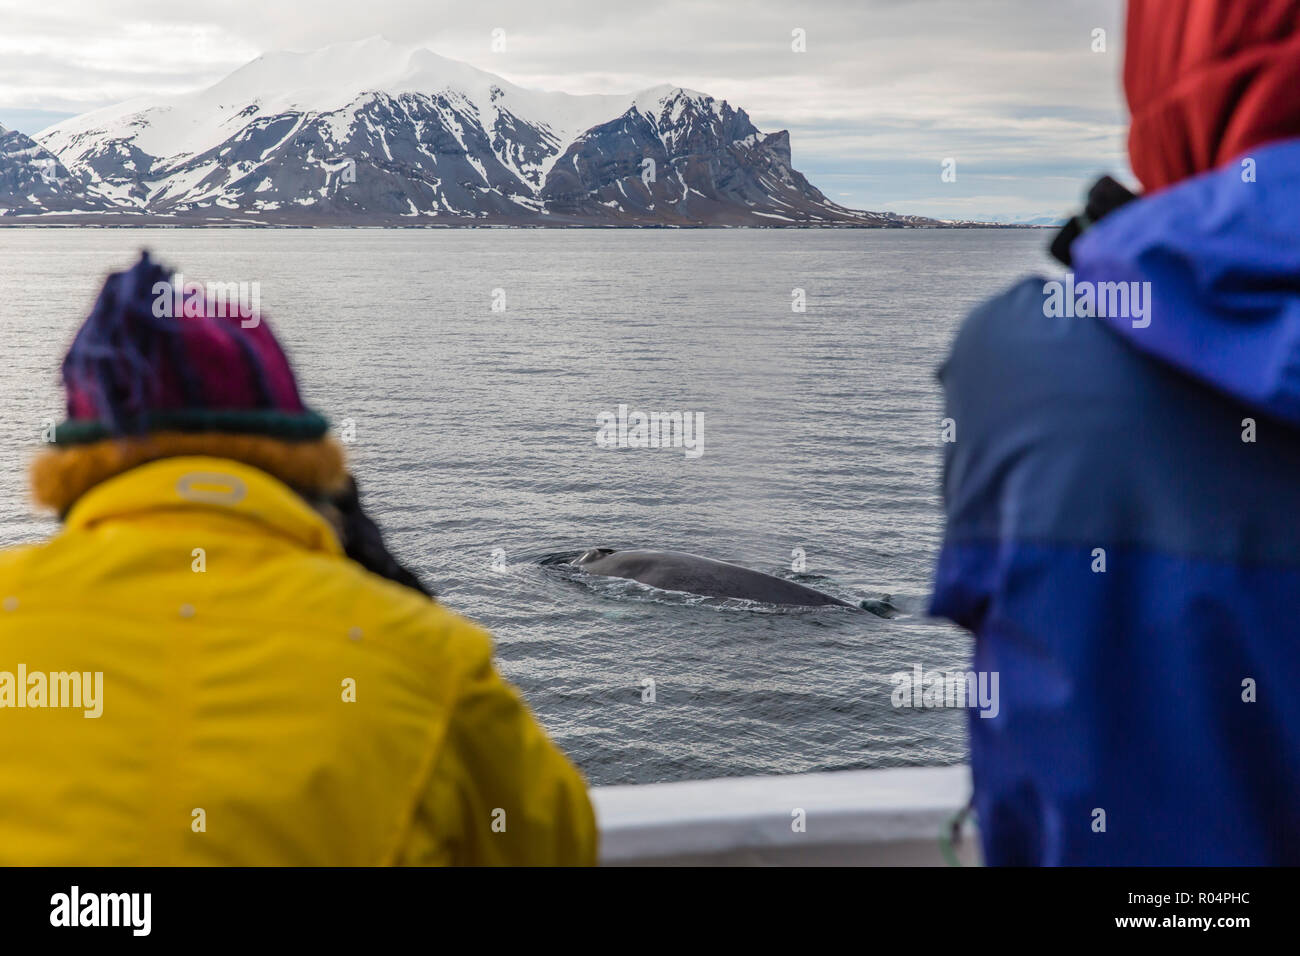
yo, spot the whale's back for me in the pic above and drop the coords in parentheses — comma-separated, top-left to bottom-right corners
(578, 549, 851, 607)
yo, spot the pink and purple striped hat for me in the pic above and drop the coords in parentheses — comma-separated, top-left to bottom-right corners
(55, 251, 327, 445)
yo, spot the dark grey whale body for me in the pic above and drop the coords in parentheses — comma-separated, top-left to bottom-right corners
(571, 548, 856, 608)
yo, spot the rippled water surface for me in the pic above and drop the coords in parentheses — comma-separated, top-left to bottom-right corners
(0, 228, 1055, 784)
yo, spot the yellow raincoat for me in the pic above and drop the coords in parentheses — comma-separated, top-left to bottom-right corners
(0, 456, 596, 865)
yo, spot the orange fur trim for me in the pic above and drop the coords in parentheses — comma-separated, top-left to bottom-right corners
(30, 432, 348, 515)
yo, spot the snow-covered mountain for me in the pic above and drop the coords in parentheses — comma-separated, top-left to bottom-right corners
(0, 124, 114, 216)
(541, 86, 909, 225)
(30, 37, 935, 226)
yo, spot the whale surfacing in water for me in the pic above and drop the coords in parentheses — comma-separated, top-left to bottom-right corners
(570, 548, 856, 608)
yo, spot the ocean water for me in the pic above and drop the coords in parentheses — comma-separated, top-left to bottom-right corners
(0, 228, 1056, 785)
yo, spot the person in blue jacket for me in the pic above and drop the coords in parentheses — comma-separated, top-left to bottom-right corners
(931, 0, 1300, 865)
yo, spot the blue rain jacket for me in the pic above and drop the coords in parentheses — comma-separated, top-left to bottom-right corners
(932, 137, 1300, 865)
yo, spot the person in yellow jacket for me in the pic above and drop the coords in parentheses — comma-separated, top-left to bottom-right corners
(0, 252, 596, 866)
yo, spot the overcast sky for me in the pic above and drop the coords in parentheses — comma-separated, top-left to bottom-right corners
(0, 0, 1129, 221)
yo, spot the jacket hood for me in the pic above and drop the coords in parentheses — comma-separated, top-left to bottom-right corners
(1072, 135, 1300, 427)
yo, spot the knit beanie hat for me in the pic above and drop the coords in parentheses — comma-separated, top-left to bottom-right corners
(32, 251, 346, 512)
(1125, 0, 1300, 193)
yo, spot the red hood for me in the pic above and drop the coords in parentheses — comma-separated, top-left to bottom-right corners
(1126, 0, 1300, 192)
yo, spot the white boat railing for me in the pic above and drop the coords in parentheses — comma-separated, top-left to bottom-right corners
(591, 764, 979, 866)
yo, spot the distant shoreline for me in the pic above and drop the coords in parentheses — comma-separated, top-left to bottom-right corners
(0, 219, 1050, 230)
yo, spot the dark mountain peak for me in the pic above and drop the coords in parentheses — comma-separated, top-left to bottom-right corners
(539, 87, 917, 226)
(761, 129, 791, 165)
